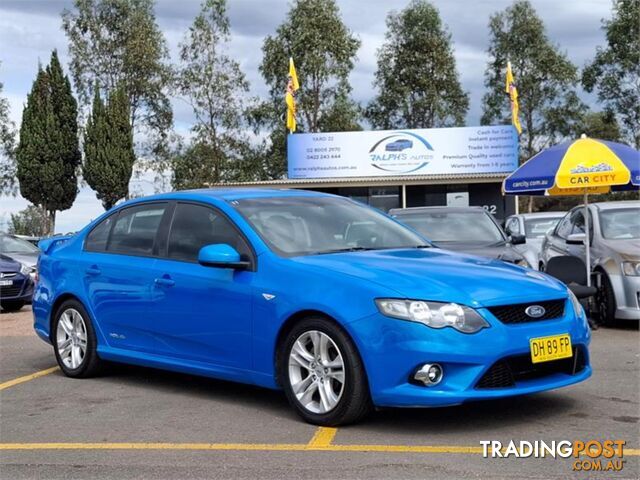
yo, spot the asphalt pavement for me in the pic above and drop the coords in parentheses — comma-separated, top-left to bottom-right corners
(0, 307, 638, 479)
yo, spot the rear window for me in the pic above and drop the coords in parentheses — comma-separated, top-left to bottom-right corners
(106, 204, 167, 256)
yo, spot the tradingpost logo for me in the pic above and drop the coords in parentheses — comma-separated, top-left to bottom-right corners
(480, 439, 627, 472)
(368, 131, 434, 174)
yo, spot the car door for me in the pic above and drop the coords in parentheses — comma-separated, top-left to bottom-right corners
(566, 209, 594, 262)
(82, 202, 169, 353)
(545, 211, 574, 261)
(150, 202, 255, 369)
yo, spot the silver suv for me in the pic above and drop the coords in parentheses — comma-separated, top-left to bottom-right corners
(540, 201, 640, 323)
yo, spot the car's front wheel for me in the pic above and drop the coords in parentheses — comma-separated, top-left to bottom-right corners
(53, 300, 104, 377)
(280, 317, 371, 426)
(595, 272, 616, 326)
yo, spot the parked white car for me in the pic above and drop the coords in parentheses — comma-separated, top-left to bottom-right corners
(505, 212, 566, 270)
(539, 201, 640, 324)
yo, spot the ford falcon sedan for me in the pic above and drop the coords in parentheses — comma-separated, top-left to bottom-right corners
(33, 189, 591, 425)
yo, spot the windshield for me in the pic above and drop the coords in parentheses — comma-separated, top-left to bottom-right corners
(232, 196, 428, 256)
(0, 235, 39, 254)
(395, 210, 505, 244)
(524, 217, 562, 238)
(599, 208, 640, 239)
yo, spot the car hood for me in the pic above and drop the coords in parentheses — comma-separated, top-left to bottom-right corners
(430, 242, 525, 262)
(600, 238, 640, 261)
(292, 248, 567, 308)
(2, 252, 39, 267)
(0, 254, 22, 272)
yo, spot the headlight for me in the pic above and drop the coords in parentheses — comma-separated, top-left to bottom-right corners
(568, 290, 584, 318)
(375, 299, 490, 334)
(20, 263, 36, 279)
(622, 261, 640, 276)
(514, 258, 530, 268)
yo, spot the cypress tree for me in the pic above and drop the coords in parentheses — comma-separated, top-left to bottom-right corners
(83, 84, 135, 210)
(16, 50, 80, 234)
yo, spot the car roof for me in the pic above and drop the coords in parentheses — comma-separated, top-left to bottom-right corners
(121, 188, 332, 205)
(390, 206, 486, 215)
(589, 200, 640, 211)
(513, 212, 566, 219)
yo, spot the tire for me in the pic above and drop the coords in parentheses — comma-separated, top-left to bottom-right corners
(0, 300, 25, 313)
(595, 272, 616, 326)
(52, 299, 104, 378)
(280, 316, 372, 426)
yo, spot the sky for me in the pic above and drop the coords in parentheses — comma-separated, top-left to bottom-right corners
(0, 0, 613, 233)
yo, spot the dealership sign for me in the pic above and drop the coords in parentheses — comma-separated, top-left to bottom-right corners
(287, 125, 519, 179)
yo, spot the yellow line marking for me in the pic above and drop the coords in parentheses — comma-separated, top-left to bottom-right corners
(0, 367, 58, 392)
(307, 427, 337, 447)
(0, 443, 636, 455)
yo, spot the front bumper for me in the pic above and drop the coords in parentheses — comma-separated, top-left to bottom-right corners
(610, 273, 640, 320)
(347, 301, 591, 408)
(0, 276, 34, 303)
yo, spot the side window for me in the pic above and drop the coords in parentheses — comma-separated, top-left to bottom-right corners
(555, 213, 573, 239)
(107, 204, 167, 256)
(167, 203, 251, 263)
(85, 215, 115, 252)
(571, 210, 594, 241)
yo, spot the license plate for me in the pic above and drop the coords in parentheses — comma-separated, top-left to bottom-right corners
(530, 334, 572, 364)
(0, 280, 12, 286)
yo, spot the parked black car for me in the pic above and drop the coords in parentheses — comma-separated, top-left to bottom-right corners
(0, 254, 34, 312)
(390, 206, 530, 267)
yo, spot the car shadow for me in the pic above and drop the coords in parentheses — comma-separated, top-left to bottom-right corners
(361, 394, 578, 434)
(99, 363, 578, 432)
(103, 363, 294, 418)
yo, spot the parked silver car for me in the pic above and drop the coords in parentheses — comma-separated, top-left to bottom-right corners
(540, 201, 640, 323)
(505, 212, 566, 270)
(0, 234, 39, 278)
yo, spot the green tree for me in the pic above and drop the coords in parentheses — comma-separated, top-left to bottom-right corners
(256, 0, 361, 179)
(576, 110, 621, 141)
(366, 0, 469, 129)
(583, 0, 640, 148)
(16, 51, 80, 234)
(481, 0, 585, 160)
(62, 0, 173, 160)
(0, 63, 17, 195)
(173, 0, 250, 187)
(8, 204, 49, 237)
(84, 85, 136, 210)
(261, 0, 360, 133)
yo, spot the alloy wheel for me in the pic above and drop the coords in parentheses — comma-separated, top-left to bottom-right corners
(288, 330, 345, 414)
(56, 308, 88, 369)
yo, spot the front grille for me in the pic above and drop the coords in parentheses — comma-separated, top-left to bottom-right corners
(0, 284, 24, 298)
(488, 299, 565, 324)
(476, 346, 587, 389)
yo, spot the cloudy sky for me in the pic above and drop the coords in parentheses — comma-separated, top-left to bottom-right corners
(0, 0, 612, 233)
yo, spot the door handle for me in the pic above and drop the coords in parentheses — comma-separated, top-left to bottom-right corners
(85, 266, 101, 276)
(154, 276, 175, 287)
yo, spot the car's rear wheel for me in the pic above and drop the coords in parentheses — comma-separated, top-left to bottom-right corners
(595, 272, 616, 326)
(280, 317, 371, 426)
(0, 300, 25, 313)
(53, 300, 104, 377)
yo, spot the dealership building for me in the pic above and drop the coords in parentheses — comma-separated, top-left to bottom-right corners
(219, 125, 519, 220)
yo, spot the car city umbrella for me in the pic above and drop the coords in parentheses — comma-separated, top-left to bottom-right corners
(503, 135, 640, 285)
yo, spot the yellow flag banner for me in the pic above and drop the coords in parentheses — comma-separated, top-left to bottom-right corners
(505, 61, 522, 135)
(286, 57, 300, 133)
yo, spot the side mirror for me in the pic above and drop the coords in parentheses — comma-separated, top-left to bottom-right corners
(566, 233, 586, 245)
(510, 234, 526, 245)
(198, 244, 250, 270)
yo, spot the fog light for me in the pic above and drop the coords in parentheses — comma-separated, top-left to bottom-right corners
(414, 363, 443, 386)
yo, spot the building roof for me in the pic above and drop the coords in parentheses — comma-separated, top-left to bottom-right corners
(209, 172, 509, 188)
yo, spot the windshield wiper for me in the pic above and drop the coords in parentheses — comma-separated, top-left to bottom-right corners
(314, 246, 377, 255)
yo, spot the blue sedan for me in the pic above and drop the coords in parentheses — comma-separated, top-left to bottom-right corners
(33, 189, 591, 425)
